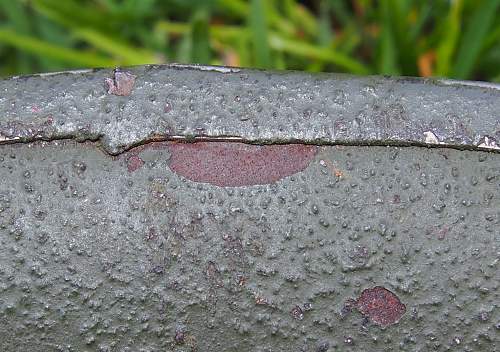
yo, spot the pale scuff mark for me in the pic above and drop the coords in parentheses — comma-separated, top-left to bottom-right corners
(0, 134, 21, 142)
(423, 131, 442, 145)
(477, 136, 499, 150)
(105, 69, 136, 96)
(169, 63, 241, 73)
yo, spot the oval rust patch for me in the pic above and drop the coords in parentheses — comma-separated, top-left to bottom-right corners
(355, 286, 406, 327)
(167, 142, 317, 187)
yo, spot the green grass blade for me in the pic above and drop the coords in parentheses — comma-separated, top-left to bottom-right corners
(156, 21, 248, 41)
(269, 34, 369, 75)
(336, 24, 361, 55)
(33, 0, 113, 30)
(452, 0, 500, 79)
(289, 3, 318, 37)
(476, 46, 500, 78)
(327, 0, 351, 26)
(190, 9, 211, 64)
(0, 28, 116, 67)
(408, 3, 432, 41)
(388, 0, 418, 75)
(155, 21, 191, 36)
(0, 0, 31, 32)
(248, 0, 272, 68)
(483, 23, 500, 49)
(377, 0, 400, 75)
(435, 0, 463, 76)
(216, 0, 248, 17)
(235, 35, 251, 67)
(157, 20, 368, 74)
(318, 1, 334, 46)
(176, 32, 192, 63)
(0, 0, 34, 73)
(73, 28, 159, 65)
(35, 14, 75, 72)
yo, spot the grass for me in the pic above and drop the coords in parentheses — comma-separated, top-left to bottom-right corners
(0, 0, 499, 81)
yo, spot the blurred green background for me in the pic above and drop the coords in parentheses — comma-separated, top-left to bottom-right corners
(0, 0, 499, 81)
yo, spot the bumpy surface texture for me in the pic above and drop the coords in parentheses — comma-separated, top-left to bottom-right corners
(0, 141, 498, 351)
(0, 67, 499, 351)
(0, 65, 499, 154)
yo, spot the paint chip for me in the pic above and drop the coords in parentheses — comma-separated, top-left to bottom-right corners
(355, 286, 406, 327)
(0, 134, 20, 142)
(167, 142, 317, 187)
(477, 136, 499, 150)
(127, 155, 144, 172)
(105, 69, 136, 96)
(170, 63, 240, 73)
(423, 131, 441, 145)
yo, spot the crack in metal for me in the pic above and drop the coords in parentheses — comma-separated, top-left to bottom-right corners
(0, 134, 499, 156)
(1, 66, 499, 156)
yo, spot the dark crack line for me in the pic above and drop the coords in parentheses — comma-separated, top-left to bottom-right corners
(1, 134, 499, 155)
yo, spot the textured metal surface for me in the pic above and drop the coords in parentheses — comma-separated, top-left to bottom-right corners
(0, 140, 499, 351)
(0, 65, 499, 154)
(0, 67, 499, 351)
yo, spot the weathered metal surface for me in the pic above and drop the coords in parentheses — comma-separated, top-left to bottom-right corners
(0, 67, 499, 351)
(0, 65, 499, 154)
(0, 140, 498, 351)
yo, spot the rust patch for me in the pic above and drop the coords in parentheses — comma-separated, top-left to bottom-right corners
(355, 286, 406, 327)
(122, 141, 168, 173)
(105, 69, 136, 96)
(127, 155, 144, 172)
(167, 142, 317, 187)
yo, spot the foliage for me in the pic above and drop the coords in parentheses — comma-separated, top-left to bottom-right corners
(0, 0, 499, 81)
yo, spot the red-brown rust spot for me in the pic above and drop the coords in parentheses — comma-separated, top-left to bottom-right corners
(122, 141, 169, 173)
(355, 286, 406, 327)
(127, 155, 144, 172)
(167, 142, 317, 187)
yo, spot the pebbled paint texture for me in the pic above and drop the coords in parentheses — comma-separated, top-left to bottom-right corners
(1, 65, 499, 154)
(167, 142, 317, 186)
(0, 141, 498, 351)
(0, 66, 499, 351)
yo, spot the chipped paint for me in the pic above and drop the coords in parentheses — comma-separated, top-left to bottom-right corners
(169, 63, 241, 73)
(1, 65, 500, 351)
(126, 155, 145, 172)
(0, 140, 498, 351)
(477, 136, 500, 150)
(438, 78, 500, 91)
(121, 141, 169, 172)
(167, 142, 317, 187)
(355, 286, 406, 327)
(423, 131, 442, 145)
(1, 66, 499, 154)
(105, 69, 136, 96)
(36, 69, 95, 77)
(0, 134, 21, 142)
